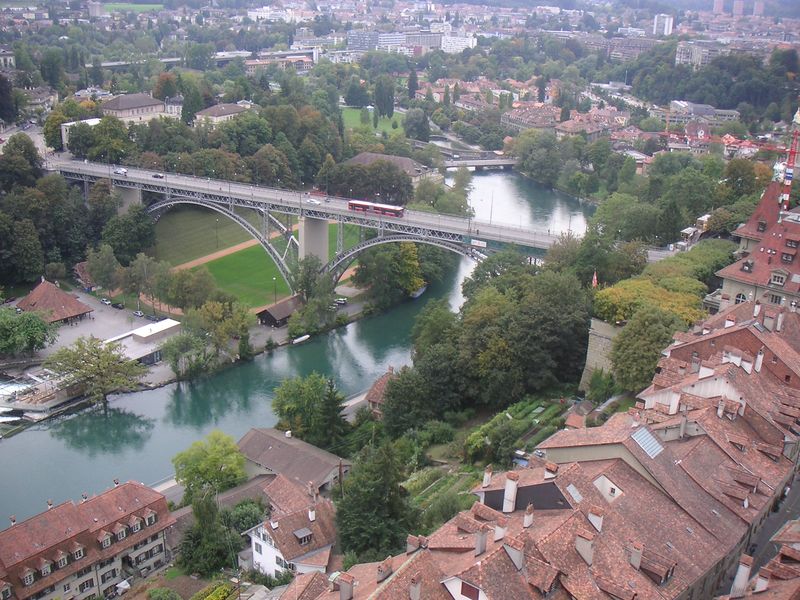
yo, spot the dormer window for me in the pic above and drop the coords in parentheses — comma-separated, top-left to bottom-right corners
(1, 584, 11, 600)
(741, 260, 754, 273)
(783, 253, 795, 263)
(73, 547, 84, 560)
(293, 528, 313, 546)
(145, 514, 156, 526)
(460, 581, 480, 600)
(117, 528, 127, 541)
(55, 555, 67, 569)
(771, 272, 786, 286)
(131, 519, 141, 533)
(41, 563, 50, 577)
(757, 220, 767, 232)
(22, 572, 34, 587)
(101, 536, 111, 549)
(787, 239, 799, 248)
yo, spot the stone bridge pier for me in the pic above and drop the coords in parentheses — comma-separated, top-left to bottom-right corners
(298, 215, 329, 263)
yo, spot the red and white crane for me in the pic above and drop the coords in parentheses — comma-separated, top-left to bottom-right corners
(779, 103, 800, 210)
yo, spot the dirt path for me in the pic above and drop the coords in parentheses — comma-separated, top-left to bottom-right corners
(173, 239, 260, 270)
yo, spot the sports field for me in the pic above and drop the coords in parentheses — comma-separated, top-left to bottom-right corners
(342, 107, 402, 134)
(105, 3, 164, 11)
(197, 245, 292, 308)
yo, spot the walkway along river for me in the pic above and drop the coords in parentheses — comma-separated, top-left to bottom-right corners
(0, 171, 593, 526)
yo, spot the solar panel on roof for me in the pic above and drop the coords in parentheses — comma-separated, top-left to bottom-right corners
(566, 483, 583, 504)
(631, 427, 664, 459)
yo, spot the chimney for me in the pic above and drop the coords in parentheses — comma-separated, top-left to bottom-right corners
(285, 430, 292, 438)
(376, 557, 393, 583)
(406, 535, 420, 553)
(503, 536, 525, 571)
(308, 505, 316, 522)
(730, 554, 754, 598)
(113, 478, 119, 487)
(475, 525, 489, 556)
(47, 499, 53, 510)
(679, 412, 687, 439)
(777, 312, 785, 332)
(307, 481, 319, 502)
(9, 515, 15, 525)
(575, 529, 595, 566)
(755, 349, 764, 373)
(337, 573, 354, 600)
(753, 567, 771, 593)
(409, 573, 421, 600)
(482, 464, 493, 488)
(494, 517, 508, 542)
(629, 542, 643, 571)
(754, 302, 761, 318)
(587, 508, 604, 532)
(523, 503, 534, 529)
(764, 314, 774, 331)
(717, 397, 726, 419)
(502, 472, 519, 513)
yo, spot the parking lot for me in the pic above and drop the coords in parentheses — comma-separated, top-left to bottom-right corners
(32, 290, 150, 358)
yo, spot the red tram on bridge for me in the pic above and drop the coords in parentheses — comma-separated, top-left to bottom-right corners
(347, 199, 405, 217)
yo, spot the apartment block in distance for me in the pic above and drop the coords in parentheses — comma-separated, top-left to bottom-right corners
(0, 482, 175, 600)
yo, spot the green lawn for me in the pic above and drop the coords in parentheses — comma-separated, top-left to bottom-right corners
(342, 107, 402, 134)
(104, 2, 164, 11)
(153, 206, 253, 266)
(197, 245, 292, 308)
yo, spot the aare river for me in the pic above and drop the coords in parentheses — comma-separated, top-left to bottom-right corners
(0, 171, 593, 526)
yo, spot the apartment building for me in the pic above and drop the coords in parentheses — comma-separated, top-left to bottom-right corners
(716, 181, 800, 309)
(193, 103, 248, 127)
(247, 475, 336, 578)
(0, 482, 175, 600)
(101, 93, 165, 124)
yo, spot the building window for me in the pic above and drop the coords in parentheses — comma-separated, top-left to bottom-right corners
(74, 548, 84, 560)
(145, 515, 156, 526)
(609, 487, 617, 497)
(460, 581, 480, 600)
(101, 536, 111, 549)
(787, 239, 798, 248)
(41, 564, 50, 576)
(63, 584, 70, 593)
(783, 253, 794, 263)
(757, 220, 767, 232)
(771, 273, 787, 286)
(117, 529, 126, 541)
(769, 294, 783, 305)
(78, 580, 95, 593)
(735, 293, 747, 304)
(57, 557, 67, 569)
(132, 521, 141, 533)
(254, 543, 262, 555)
(23, 574, 34, 586)
(2, 588, 10, 600)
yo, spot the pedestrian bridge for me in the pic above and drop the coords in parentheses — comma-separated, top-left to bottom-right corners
(50, 159, 565, 291)
(442, 157, 518, 169)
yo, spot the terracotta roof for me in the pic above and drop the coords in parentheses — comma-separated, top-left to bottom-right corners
(264, 499, 336, 562)
(237, 428, 350, 491)
(279, 571, 329, 600)
(262, 474, 314, 517)
(733, 181, 783, 242)
(16, 280, 93, 323)
(365, 367, 395, 410)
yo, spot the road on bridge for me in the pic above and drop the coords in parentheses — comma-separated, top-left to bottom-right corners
(48, 157, 564, 251)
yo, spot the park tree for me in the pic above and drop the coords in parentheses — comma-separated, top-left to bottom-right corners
(43, 111, 69, 151)
(336, 442, 418, 557)
(86, 243, 121, 291)
(102, 204, 156, 265)
(152, 72, 178, 100)
(87, 180, 120, 242)
(39, 48, 64, 88)
(611, 306, 685, 393)
(181, 83, 203, 125)
(120, 253, 158, 310)
(0, 74, 16, 124)
(294, 255, 324, 302)
(0, 308, 57, 356)
(160, 332, 210, 379)
(249, 144, 294, 186)
(88, 116, 133, 164)
(9, 219, 44, 282)
(402, 108, 430, 142)
(172, 430, 247, 505)
(374, 75, 395, 119)
(67, 122, 95, 158)
(344, 76, 370, 107)
(45, 336, 147, 404)
(407, 69, 419, 100)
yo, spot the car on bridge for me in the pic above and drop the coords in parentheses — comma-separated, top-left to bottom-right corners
(152, 173, 165, 179)
(305, 198, 321, 205)
(113, 167, 128, 175)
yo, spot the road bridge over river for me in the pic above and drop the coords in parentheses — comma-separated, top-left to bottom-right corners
(50, 159, 562, 290)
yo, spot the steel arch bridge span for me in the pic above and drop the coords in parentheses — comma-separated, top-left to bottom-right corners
(146, 197, 296, 291)
(323, 234, 485, 284)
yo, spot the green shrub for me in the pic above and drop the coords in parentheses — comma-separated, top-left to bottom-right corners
(190, 582, 231, 600)
(419, 421, 455, 447)
(148, 589, 182, 600)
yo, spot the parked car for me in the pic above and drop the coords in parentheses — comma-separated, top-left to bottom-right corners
(100, 298, 112, 305)
(113, 167, 128, 175)
(335, 297, 348, 305)
(133, 310, 144, 318)
(111, 302, 125, 309)
(145, 314, 160, 322)
(152, 173, 165, 179)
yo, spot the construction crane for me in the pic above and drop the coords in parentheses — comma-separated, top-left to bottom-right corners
(778, 101, 800, 210)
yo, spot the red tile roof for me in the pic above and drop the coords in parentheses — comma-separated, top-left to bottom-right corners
(16, 280, 93, 323)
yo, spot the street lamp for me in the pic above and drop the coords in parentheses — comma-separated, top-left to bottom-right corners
(272, 276, 277, 304)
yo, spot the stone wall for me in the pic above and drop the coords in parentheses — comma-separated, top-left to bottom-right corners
(578, 318, 622, 391)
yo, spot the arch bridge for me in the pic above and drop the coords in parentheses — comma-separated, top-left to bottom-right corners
(51, 159, 562, 292)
